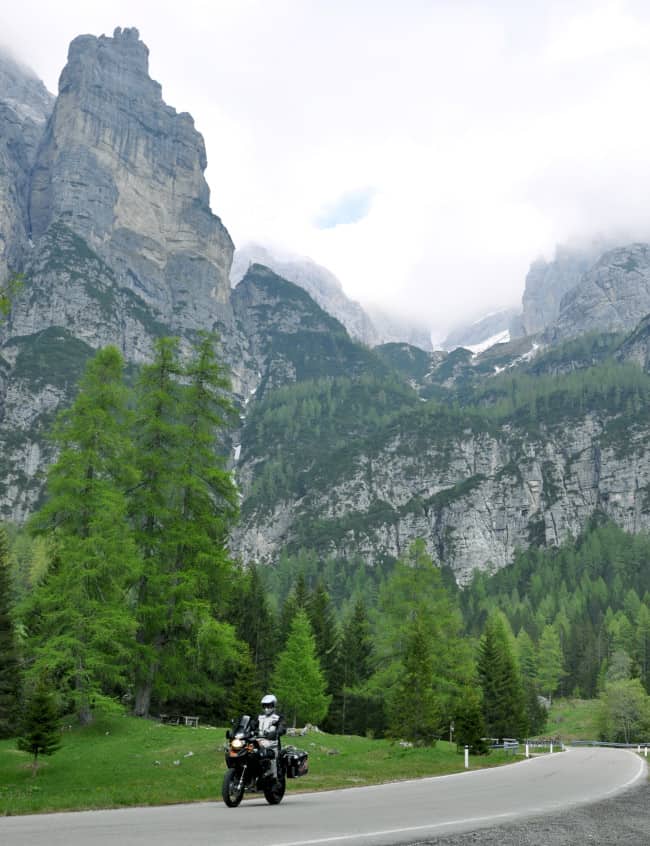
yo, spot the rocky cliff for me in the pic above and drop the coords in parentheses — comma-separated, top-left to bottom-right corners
(0, 49, 53, 285)
(3, 28, 650, 587)
(551, 243, 650, 340)
(0, 28, 241, 521)
(520, 243, 605, 337)
(27, 27, 233, 332)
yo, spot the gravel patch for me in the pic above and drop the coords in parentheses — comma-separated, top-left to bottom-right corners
(411, 772, 649, 845)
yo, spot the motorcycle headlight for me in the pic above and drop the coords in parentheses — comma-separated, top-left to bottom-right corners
(231, 738, 244, 749)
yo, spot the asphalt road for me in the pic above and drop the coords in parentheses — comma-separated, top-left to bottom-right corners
(0, 747, 645, 846)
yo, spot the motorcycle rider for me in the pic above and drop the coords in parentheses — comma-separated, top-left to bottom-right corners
(257, 694, 285, 779)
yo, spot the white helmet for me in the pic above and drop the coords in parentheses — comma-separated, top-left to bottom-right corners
(261, 694, 277, 709)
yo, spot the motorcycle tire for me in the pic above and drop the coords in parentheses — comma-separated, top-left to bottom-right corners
(222, 768, 244, 807)
(264, 774, 286, 805)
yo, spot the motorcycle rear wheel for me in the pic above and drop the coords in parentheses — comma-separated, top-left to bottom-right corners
(264, 774, 286, 805)
(222, 768, 244, 807)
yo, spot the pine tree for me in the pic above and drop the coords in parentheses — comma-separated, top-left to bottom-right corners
(279, 573, 309, 648)
(233, 564, 277, 691)
(17, 680, 61, 776)
(131, 335, 238, 716)
(478, 613, 528, 740)
(0, 527, 21, 737)
(386, 612, 440, 744)
(454, 686, 487, 754)
(25, 347, 140, 723)
(332, 598, 373, 735)
(306, 580, 339, 720)
(271, 609, 331, 726)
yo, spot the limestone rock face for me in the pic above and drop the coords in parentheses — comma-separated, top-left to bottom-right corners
(28, 27, 233, 330)
(521, 243, 606, 336)
(233, 411, 650, 585)
(0, 30, 239, 520)
(0, 49, 54, 284)
(552, 244, 650, 340)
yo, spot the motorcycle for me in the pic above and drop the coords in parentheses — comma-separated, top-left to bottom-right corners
(222, 714, 286, 807)
(222, 714, 309, 807)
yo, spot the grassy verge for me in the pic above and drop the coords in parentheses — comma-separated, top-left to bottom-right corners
(0, 713, 518, 815)
(545, 698, 601, 742)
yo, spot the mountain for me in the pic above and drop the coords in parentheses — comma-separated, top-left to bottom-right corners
(3, 28, 650, 586)
(519, 241, 614, 337)
(0, 27, 242, 520)
(0, 48, 54, 285)
(232, 326, 650, 583)
(231, 243, 380, 347)
(442, 308, 519, 352)
(551, 243, 650, 341)
(231, 263, 390, 398)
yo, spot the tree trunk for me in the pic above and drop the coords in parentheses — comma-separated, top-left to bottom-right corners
(134, 662, 157, 717)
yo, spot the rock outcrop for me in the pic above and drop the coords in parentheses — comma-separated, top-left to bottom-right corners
(552, 244, 650, 340)
(520, 241, 608, 336)
(28, 27, 233, 331)
(233, 407, 650, 585)
(0, 48, 54, 284)
(0, 28, 239, 520)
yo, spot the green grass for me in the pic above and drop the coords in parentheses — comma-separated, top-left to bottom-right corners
(0, 713, 516, 815)
(544, 698, 601, 742)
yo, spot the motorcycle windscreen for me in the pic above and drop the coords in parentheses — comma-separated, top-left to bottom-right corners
(234, 715, 253, 733)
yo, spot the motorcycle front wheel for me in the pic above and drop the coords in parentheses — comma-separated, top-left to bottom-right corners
(222, 768, 244, 807)
(264, 774, 286, 805)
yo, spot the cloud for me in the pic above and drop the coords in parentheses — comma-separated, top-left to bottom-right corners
(4, 1, 650, 337)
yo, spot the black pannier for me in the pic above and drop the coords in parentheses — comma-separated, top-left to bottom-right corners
(281, 745, 309, 778)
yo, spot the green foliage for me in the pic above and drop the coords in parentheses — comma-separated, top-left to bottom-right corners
(0, 526, 21, 737)
(0, 272, 23, 318)
(130, 335, 239, 716)
(242, 374, 418, 516)
(16, 680, 61, 775)
(454, 686, 488, 754)
(477, 612, 528, 739)
(598, 679, 650, 743)
(271, 609, 331, 726)
(536, 625, 565, 701)
(370, 540, 473, 737)
(231, 564, 277, 691)
(386, 611, 441, 744)
(329, 599, 373, 735)
(24, 347, 140, 724)
(11, 327, 93, 389)
(462, 522, 650, 698)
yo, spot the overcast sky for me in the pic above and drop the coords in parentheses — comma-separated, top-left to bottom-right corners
(4, 0, 650, 340)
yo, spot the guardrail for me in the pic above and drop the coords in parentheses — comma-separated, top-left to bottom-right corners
(569, 740, 649, 753)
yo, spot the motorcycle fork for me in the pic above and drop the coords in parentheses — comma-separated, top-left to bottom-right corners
(237, 764, 247, 792)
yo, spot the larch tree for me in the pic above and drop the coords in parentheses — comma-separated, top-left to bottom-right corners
(25, 347, 140, 724)
(131, 335, 239, 716)
(271, 609, 331, 726)
(371, 540, 473, 737)
(536, 625, 566, 703)
(0, 526, 21, 737)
